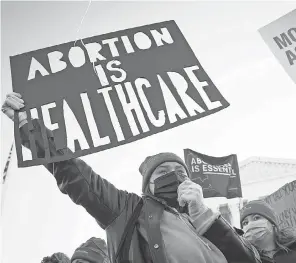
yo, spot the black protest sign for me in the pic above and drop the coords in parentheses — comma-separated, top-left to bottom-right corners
(10, 20, 229, 167)
(184, 149, 242, 198)
(264, 180, 296, 229)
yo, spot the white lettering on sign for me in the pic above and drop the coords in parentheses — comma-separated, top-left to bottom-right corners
(27, 27, 175, 80)
(28, 58, 50, 80)
(115, 82, 150, 136)
(25, 64, 225, 154)
(97, 87, 125, 142)
(158, 74, 187, 124)
(48, 51, 67, 74)
(63, 100, 90, 152)
(168, 71, 205, 115)
(80, 93, 110, 147)
(135, 78, 166, 128)
(41, 102, 59, 131)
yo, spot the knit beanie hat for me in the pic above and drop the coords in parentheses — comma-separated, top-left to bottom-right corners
(139, 152, 189, 192)
(71, 237, 109, 263)
(240, 200, 277, 228)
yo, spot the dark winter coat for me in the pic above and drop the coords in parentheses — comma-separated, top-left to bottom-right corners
(260, 241, 296, 263)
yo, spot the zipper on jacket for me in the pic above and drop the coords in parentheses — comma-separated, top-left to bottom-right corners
(145, 195, 212, 251)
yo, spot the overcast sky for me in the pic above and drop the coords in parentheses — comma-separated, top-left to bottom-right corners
(1, 1, 296, 263)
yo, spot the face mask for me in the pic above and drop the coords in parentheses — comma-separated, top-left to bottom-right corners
(243, 219, 273, 243)
(153, 171, 187, 212)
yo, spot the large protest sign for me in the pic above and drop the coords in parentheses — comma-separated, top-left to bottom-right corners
(259, 9, 296, 84)
(264, 180, 296, 229)
(10, 20, 229, 167)
(184, 149, 242, 198)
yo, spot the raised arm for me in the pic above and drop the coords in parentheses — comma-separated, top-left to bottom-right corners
(2, 92, 140, 229)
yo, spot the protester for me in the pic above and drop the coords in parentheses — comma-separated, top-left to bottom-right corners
(71, 237, 110, 263)
(41, 252, 71, 263)
(241, 199, 296, 263)
(2, 92, 261, 263)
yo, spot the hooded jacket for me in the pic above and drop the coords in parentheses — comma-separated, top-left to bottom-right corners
(20, 120, 261, 263)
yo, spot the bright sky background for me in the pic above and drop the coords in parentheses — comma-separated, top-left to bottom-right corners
(1, 1, 296, 263)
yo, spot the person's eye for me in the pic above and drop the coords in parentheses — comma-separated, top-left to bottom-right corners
(176, 170, 187, 176)
(254, 215, 261, 221)
(179, 174, 188, 180)
(158, 170, 167, 175)
(242, 221, 248, 227)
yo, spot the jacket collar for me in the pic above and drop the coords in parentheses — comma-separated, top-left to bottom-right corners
(142, 193, 168, 206)
(142, 193, 184, 216)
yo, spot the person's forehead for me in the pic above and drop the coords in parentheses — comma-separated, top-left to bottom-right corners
(155, 162, 185, 169)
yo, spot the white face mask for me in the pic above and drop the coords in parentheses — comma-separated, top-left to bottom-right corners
(243, 218, 274, 244)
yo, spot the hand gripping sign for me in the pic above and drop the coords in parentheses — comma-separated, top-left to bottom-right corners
(10, 21, 229, 167)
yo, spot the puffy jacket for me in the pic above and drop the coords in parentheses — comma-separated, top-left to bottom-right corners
(260, 241, 296, 263)
(20, 120, 261, 263)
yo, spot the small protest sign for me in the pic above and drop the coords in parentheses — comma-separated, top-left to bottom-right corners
(184, 149, 242, 198)
(264, 180, 296, 229)
(10, 20, 229, 167)
(259, 9, 296, 84)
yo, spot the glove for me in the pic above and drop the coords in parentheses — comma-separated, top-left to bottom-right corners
(177, 180, 207, 218)
(2, 92, 27, 127)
